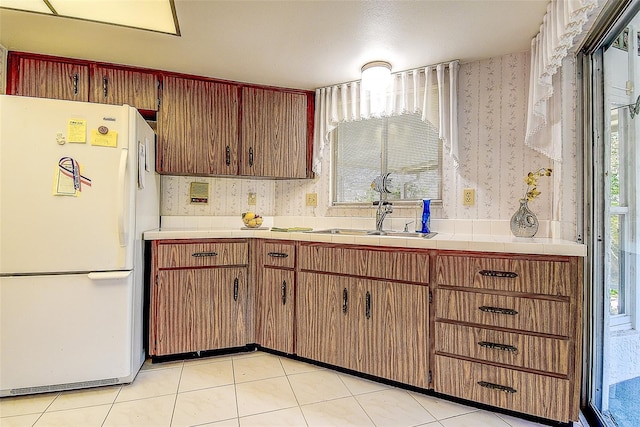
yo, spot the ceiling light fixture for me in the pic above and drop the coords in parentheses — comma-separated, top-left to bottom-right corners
(361, 61, 392, 92)
(0, 0, 180, 35)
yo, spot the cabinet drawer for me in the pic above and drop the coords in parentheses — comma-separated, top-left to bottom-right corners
(157, 242, 248, 268)
(299, 244, 429, 283)
(436, 255, 572, 297)
(435, 322, 570, 375)
(262, 242, 295, 268)
(434, 355, 570, 422)
(436, 289, 570, 336)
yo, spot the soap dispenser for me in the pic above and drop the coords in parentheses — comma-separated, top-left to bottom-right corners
(420, 199, 431, 233)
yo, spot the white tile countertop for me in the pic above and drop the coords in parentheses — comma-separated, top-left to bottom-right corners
(144, 216, 587, 257)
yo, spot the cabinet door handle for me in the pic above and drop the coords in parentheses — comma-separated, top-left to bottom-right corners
(479, 270, 518, 279)
(342, 288, 348, 314)
(103, 76, 109, 98)
(268, 252, 288, 258)
(479, 306, 518, 316)
(192, 251, 218, 257)
(281, 280, 287, 305)
(478, 341, 518, 353)
(72, 73, 79, 95)
(225, 145, 231, 166)
(365, 291, 372, 319)
(233, 277, 239, 302)
(249, 147, 254, 167)
(477, 381, 517, 394)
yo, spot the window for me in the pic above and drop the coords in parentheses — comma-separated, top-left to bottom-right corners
(332, 112, 441, 204)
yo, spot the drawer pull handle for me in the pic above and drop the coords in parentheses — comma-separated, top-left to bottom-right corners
(233, 277, 239, 302)
(268, 252, 289, 258)
(365, 291, 371, 319)
(342, 288, 348, 314)
(479, 306, 518, 316)
(478, 341, 518, 353)
(281, 280, 287, 305)
(225, 145, 231, 166)
(477, 381, 517, 394)
(192, 251, 218, 257)
(479, 270, 518, 278)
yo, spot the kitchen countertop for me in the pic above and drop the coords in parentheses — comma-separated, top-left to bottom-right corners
(143, 228, 587, 257)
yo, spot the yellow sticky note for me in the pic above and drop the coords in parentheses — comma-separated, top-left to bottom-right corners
(68, 119, 86, 143)
(91, 130, 118, 148)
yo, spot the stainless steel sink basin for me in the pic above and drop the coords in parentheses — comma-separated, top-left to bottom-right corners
(307, 228, 437, 238)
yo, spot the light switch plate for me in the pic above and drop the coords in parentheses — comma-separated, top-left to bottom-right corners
(306, 193, 318, 207)
(248, 192, 257, 206)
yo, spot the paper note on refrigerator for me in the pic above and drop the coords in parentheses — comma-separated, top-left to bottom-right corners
(53, 157, 92, 196)
(67, 119, 87, 143)
(90, 130, 118, 147)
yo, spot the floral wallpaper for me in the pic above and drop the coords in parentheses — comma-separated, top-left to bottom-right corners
(160, 51, 578, 240)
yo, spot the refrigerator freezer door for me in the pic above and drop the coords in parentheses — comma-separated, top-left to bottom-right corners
(0, 95, 136, 274)
(0, 272, 140, 396)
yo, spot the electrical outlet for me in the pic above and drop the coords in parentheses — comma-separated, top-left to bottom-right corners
(248, 192, 257, 206)
(463, 188, 475, 206)
(306, 193, 318, 207)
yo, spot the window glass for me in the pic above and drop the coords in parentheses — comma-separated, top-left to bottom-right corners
(333, 113, 441, 204)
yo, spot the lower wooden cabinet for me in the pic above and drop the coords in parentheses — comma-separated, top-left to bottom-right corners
(296, 271, 430, 388)
(149, 239, 249, 357)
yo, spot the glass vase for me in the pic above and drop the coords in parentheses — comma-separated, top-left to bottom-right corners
(510, 199, 539, 238)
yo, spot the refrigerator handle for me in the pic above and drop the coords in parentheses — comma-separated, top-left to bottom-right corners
(117, 148, 129, 247)
(88, 271, 133, 281)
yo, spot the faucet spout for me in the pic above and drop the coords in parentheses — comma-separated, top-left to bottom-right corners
(375, 201, 393, 232)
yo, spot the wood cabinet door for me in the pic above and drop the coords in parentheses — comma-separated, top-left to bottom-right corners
(14, 57, 89, 101)
(296, 272, 350, 366)
(90, 65, 158, 110)
(256, 267, 295, 354)
(364, 281, 430, 388)
(240, 87, 307, 178)
(153, 267, 247, 356)
(158, 75, 239, 175)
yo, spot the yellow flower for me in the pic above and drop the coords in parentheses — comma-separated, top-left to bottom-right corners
(523, 168, 552, 201)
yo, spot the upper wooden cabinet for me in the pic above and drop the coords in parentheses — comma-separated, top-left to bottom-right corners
(157, 75, 240, 175)
(240, 87, 310, 178)
(90, 65, 158, 111)
(9, 55, 89, 101)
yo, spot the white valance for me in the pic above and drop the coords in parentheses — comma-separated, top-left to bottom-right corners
(313, 61, 459, 174)
(525, 0, 599, 160)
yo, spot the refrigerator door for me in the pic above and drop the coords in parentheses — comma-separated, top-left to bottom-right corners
(0, 272, 137, 396)
(0, 95, 136, 274)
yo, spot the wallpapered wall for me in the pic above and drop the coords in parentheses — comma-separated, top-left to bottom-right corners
(161, 51, 578, 239)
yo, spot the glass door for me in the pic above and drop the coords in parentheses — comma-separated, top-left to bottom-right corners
(587, 7, 640, 426)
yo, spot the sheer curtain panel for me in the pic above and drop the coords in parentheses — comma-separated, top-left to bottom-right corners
(313, 61, 459, 174)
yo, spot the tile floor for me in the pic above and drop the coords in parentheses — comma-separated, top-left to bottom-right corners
(0, 351, 567, 427)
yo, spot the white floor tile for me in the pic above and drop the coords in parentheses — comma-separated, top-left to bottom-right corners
(410, 392, 478, 420)
(102, 394, 175, 427)
(233, 354, 286, 383)
(280, 357, 323, 376)
(115, 366, 182, 402)
(178, 359, 234, 392)
(239, 407, 307, 427)
(355, 389, 437, 427)
(301, 396, 375, 427)
(171, 385, 237, 427)
(0, 413, 42, 427)
(338, 373, 390, 395)
(0, 393, 58, 417)
(235, 376, 298, 417)
(46, 385, 120, 412)
(288, 370, 351, 405)
(439, 410, 511, 427)
(33, 404, 110, 427)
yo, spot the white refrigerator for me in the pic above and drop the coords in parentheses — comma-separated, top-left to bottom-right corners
(0, 95, 159, 396)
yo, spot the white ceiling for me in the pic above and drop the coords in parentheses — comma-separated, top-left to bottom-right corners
(0, 0, 550, 90)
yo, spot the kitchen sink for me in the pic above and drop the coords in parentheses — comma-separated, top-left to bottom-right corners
(307, 228, 437, 238)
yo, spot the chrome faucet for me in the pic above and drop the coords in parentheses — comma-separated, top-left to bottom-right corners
(375, 201, 393, 232)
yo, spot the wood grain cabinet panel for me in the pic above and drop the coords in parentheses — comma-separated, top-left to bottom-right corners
(153, 267, 247, 356)
(158, 75, 239, 175)
(435, 355, 570, 422)
(435, 322, 570, 375)
(262, 242, 295, 268)
(12, 56, 89, 101)
(436, 289, 570, 337)
(256, 268, 295, 354)
(299, 244, 429, 283)
(156, 241, 248, 268)
(240, 87, 308, 178)
(90, 65, 158, 110)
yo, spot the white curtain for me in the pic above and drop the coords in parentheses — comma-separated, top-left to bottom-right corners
(313, 60, 459, 174)
(525, 0, 599, 160)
